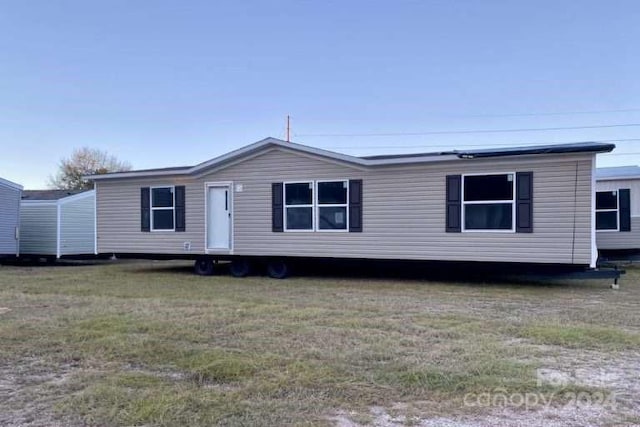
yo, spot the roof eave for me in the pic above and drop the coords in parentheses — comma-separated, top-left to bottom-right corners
(84, 140, 617, 181)
(454, 143, 616, 159)
(365, 154, 460, 166)
(0, 177, 23, 191)
(21, 189, 95, 203)
(597, 175, 640, 181)
(86, 169, 191, 180)
(87, 137, 369, 181)
(190, 137, 368, 173)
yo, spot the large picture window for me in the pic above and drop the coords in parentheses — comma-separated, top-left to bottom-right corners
(151, 187, 175, 230)
(462, 173, 515, 231)
(596, 191, 618, 231)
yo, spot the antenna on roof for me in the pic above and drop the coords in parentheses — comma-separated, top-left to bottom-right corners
(286, 115, 291, 142)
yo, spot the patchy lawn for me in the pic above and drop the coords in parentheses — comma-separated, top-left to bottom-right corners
(0, 260, 638, 426)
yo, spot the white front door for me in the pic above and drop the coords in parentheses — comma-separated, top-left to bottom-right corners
(207, 186, 231, 249)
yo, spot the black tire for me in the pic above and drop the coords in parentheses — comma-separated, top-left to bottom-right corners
(193, 258, 214, 276)
(229, 259, 251, 278)
(266, 259, 289, 279)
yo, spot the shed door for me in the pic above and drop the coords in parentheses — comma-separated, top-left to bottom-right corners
(206, 186, 231, 250)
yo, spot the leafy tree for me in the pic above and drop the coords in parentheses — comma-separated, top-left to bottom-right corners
(48, 147, 132, 190)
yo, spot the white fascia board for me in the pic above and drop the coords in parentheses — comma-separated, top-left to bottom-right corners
(0, 177, 23, 191)
(85, 169, 190, 180)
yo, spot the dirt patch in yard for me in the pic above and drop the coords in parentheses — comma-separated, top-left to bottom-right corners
(330, 346, 640, 426)
(0, 359, 82, 427)
(330, 404, 613, 427)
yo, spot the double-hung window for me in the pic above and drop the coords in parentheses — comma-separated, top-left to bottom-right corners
(462, 173, 515, 231)
(596, 191, 619, 231)
(284, 182, 314, 230)
(283, 180, 349, 231)
(317, 181, 348, 230)
(151, 187, 175, 231)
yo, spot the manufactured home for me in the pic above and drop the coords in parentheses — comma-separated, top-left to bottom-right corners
(20, 189, 97, 260)
(0, 177, 22, 258)
(596, 166, 640, 252)
(87, 138, 615, 277)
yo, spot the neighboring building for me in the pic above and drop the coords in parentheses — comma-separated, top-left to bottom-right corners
(0, 177, 23, 257)
(87, 138, 614, 277)
(20, 189, 96, 259)
(596, 166, 640, 251)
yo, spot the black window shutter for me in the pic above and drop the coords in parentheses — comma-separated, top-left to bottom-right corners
(619, 188, 631, 232)
(141, 187, 150, 232)
(349, 179, 363, 232)
(446, 175, 461, 232)
(516, 172, 533, 233)
(175, 186, 186, 232)
(272, 183, 284, 232)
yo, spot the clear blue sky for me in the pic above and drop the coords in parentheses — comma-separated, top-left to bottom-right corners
(1, 1, 639, 188)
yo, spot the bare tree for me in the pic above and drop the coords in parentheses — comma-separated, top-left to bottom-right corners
(48, 147, 132, 190)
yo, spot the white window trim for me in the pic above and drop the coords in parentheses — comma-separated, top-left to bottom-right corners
(461, 172, 516, 233)
(316, 179, 349, 233)
(284, 181, 315, 232)
(595, 190, 620, 232)
(150, 185, 176, 232)
(283, 180, 351, 232)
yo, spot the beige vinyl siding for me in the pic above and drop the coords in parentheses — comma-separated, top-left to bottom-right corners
(96, 147, 594, 265)
(596, 178, 640, 250)
(20, 203, 58, 255)
(60, 193, 96, 256)
(0, 183, 21, 256)
(97, 180, 204, 254)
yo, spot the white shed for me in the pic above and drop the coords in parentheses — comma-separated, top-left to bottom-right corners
(0, 177, 23, 257)
(20, 189, 96, 258)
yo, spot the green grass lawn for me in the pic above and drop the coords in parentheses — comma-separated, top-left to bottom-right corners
(0, 260, 639, 426)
